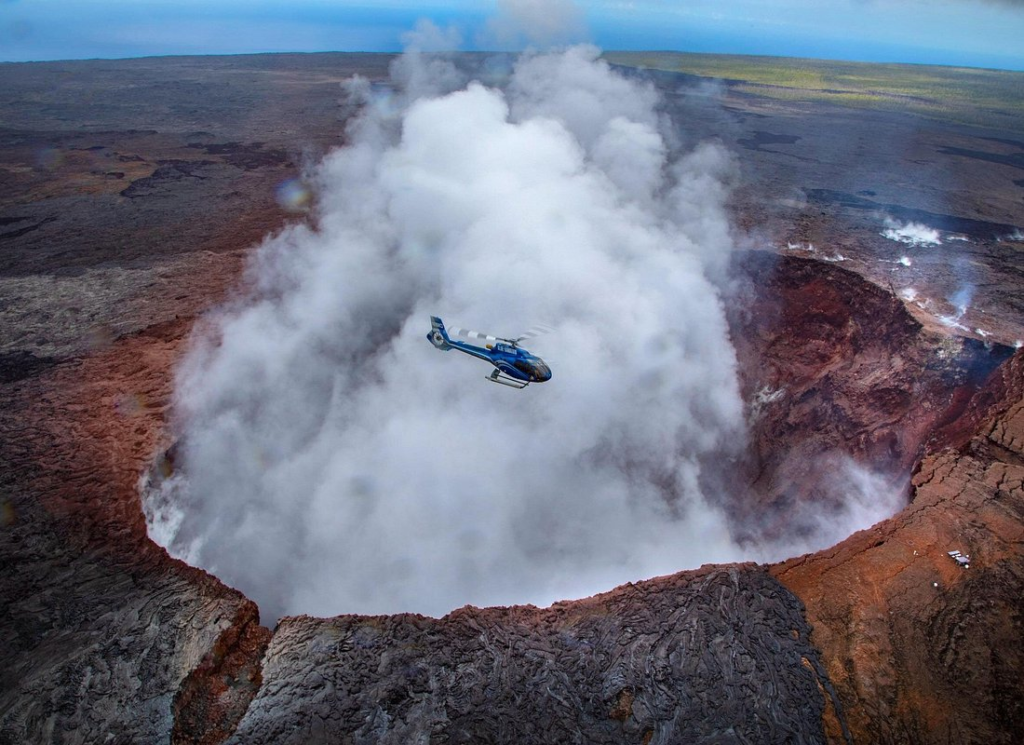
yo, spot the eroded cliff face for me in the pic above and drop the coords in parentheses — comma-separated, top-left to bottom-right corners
(0, 311, 269, 745)
(725, 252, 1012, 536)
(773, 351, 1024, 745)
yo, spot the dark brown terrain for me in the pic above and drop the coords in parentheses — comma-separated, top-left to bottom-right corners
(1, 53, 1022, 744)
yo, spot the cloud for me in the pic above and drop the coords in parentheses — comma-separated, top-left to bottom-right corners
(388, 20, 468, 103)
(400, 17, 462, 52)
(144, 45, 905, 622)
(483, 0, 589, 49)
(145, 47, 748, 621)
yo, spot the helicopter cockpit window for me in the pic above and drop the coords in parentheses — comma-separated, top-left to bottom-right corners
(514, 360, 534, 376)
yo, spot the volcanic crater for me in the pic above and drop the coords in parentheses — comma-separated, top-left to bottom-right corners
(2, 53, 1024, 744)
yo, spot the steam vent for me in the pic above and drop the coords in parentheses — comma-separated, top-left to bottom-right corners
(3, 53, 1024, 745)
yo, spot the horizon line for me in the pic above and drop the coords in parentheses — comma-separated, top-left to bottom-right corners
(2, 48, 1023, 74)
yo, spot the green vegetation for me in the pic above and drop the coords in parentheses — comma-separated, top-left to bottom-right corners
(604, 52, 1024, 131)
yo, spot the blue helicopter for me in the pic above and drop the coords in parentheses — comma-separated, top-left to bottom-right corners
(427, 316, 552, 389)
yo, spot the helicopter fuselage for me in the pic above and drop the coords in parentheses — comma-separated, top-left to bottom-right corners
(466, 341, 552, 384)
(427, 316, 551, 387)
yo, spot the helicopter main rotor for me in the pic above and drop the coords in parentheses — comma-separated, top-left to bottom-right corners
(449, 323, 553, 349)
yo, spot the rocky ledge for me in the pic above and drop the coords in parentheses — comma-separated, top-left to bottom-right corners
(228, 566, 839, 744)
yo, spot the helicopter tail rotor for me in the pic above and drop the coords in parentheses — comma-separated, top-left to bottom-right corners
(427, 316, 453, 351)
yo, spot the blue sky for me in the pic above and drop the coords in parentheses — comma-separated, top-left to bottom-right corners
(1, 0, 1023, 70)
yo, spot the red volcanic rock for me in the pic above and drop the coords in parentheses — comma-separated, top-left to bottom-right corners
(726, 252, 1012, 536)
(0, 285, 267, 744)
(773, 350, 1024, 744)
(172, 604, 272, 745)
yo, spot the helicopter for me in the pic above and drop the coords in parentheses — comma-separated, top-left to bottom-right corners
(427, 316, 552, 389)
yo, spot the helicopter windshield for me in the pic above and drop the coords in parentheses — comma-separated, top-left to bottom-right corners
(513, 358, 551, 381)
(513, 360, 534, 377)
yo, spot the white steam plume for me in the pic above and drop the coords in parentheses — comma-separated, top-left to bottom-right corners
(747, 454, 908, 560)
(881, 218, 942, 247)
(144, 46, 901, 622)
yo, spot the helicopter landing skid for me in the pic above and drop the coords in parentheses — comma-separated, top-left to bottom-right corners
(486, 370, 529, 389)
